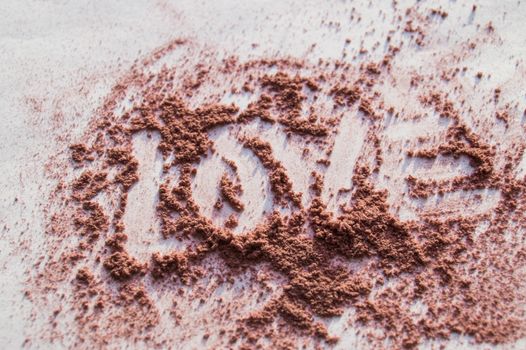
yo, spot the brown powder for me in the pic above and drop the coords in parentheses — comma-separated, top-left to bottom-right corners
(243, 137, 302, 207)
(31, 9, 526, 349)
(103, 251, 147, 281)
(219, 172, 244, 212)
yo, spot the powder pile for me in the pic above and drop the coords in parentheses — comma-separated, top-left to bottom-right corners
(28, 3, 526, 350)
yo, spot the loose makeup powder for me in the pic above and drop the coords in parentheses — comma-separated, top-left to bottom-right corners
(27, 4, 526, 349)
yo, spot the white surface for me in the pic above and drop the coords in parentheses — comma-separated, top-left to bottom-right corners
(1, 0, 526, 349)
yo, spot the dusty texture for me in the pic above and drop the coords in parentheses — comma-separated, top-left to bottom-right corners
(242, 137, 303, 207)
(219, 172, 244, 212)
(24, 3, 526, 350)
